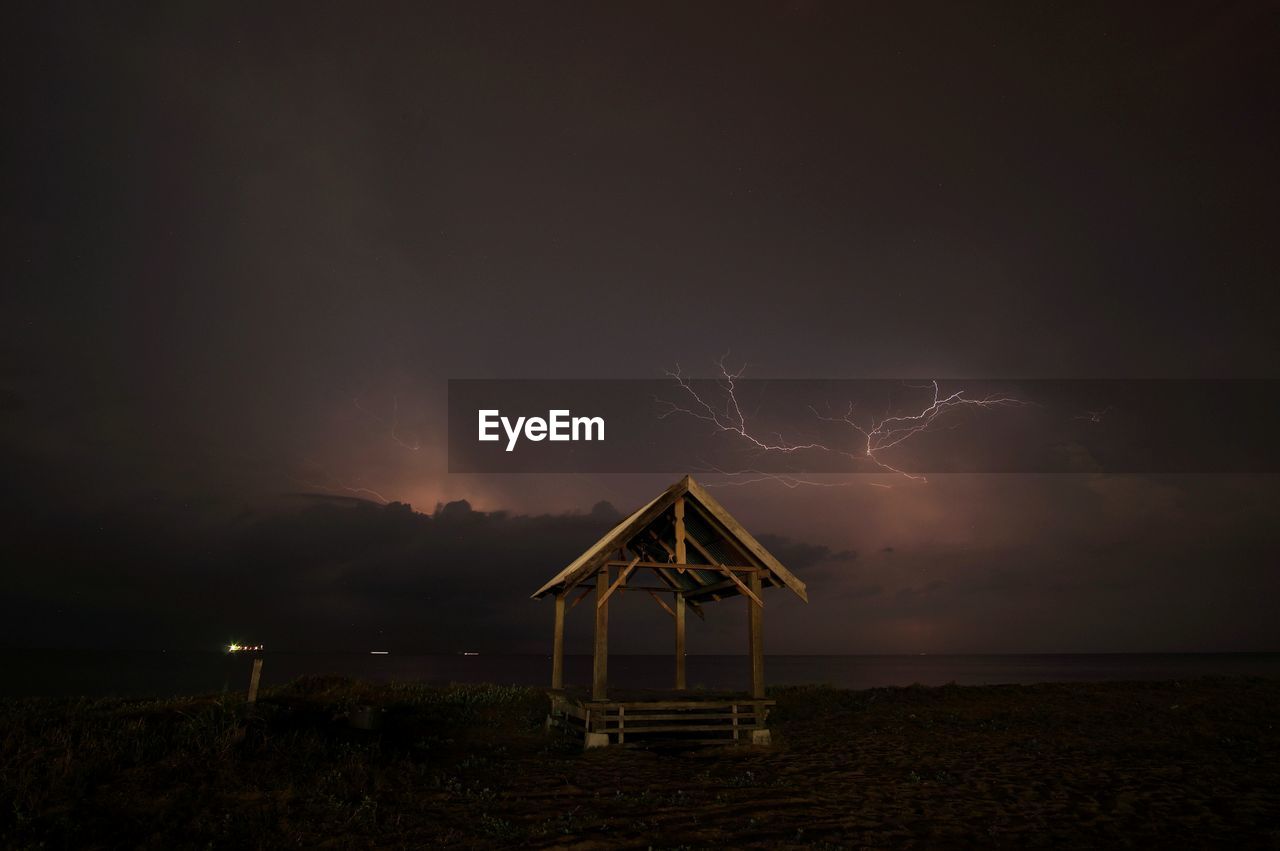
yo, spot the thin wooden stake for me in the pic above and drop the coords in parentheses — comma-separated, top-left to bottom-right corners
(247, 656, 263, 704)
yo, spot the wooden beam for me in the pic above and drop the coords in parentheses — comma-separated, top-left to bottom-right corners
(674, 497, 687, 569)
(645, 520, 761, 578)
(683, 577, 738, 600)
(683, 533, 716, 564)
(685, 496, 762, 569)
(716, 565, 764, 607)
(603, 560, 759, 572)
(680, 535, 775, 594)
(567, 585, 592, 611)
(598, 556, 640, 608)
(646, 588, 675, 617)
(645, 529, 679, 566)
(650, 563, 680, 586)
(551, 591, 565, 689)
(595, 711, 755, 722)
(646, 560, 707, 621)
(532, 477, 692, 599)
(593, 569, 608, 700)
(685, 535, 763, 580)
(675, 593, 687, 690)
(748, 570, 764, 699)
(614, 585, 681, 593)
(685, 477, 808, 601)
(576, 698, 774, 710)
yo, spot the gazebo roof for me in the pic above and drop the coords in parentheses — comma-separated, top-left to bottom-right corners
(531, 475, 808, 603)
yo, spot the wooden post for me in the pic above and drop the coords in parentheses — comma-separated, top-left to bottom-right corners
(747, 570, 764, 699)
(674, 497, 687, 567)
(247, 656, 263, 703)
(592, 568, 609, 700)
(551, 591, 566, 689)
(675, 592, 687, 690)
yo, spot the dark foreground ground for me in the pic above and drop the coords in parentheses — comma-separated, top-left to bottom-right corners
(2, 677, 1277, 848)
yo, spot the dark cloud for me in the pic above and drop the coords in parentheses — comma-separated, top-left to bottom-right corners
(3, 473, 1279, 654)
(754, 534, 843, 572)
(0, 496, 851, 654)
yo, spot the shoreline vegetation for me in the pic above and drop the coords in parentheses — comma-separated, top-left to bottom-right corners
(3, 677, 1277, 848)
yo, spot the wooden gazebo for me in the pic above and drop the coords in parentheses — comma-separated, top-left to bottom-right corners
(533, 475, 808, 746)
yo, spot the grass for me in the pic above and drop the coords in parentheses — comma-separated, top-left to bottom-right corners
(2, 676, 1278, 847)
(1, 678, 549, 848)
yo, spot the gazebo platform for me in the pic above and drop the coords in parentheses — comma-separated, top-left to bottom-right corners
(533, 476, 807, 750)
(547, 687, 775, 748)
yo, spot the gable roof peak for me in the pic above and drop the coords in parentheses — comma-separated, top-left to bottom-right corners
(531, 474, 808, 603)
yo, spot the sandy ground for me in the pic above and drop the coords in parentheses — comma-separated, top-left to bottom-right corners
(3, 677, 1277, 848)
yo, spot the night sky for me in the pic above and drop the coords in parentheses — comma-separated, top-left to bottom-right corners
(4, 2, 1279, 654)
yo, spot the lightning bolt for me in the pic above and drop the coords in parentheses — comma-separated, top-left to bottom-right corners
(353, 393, 421, 451)
(689, 465, 863, 489)
(812, 380, 1029, 481)
(659, 356, 1030, 485)
(656, 354, 831, 454)
(290, 462, 392, 504)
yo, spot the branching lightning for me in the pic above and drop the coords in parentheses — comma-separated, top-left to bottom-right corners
(658, 355, 1030, 486)
(286, 391, 422, 506)
(290, 462, 392, 504)
(690, 465, 862, 489)
(811, 380, 1029, 481)
(353, 393, 421, 452)
(657, 359, 830, 454)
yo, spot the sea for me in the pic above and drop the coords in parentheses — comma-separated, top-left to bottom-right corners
(4, 651, 1280, 698)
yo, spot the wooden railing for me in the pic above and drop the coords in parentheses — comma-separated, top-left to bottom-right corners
(550, 695, 774, 746)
